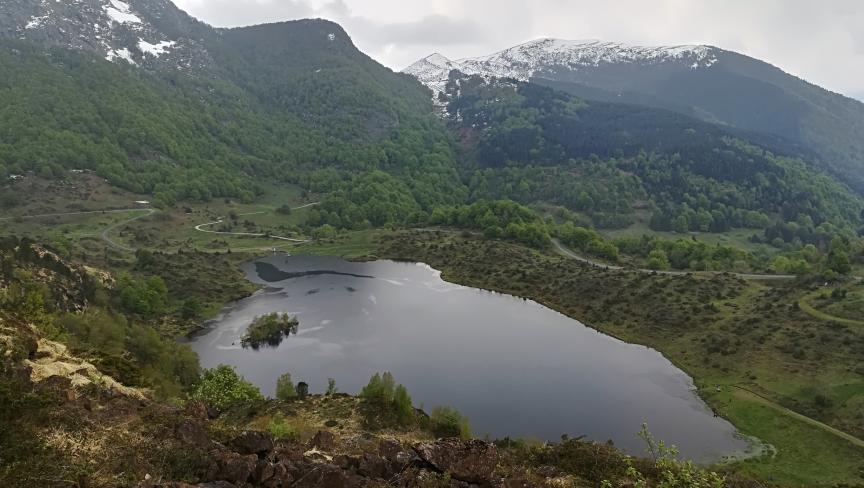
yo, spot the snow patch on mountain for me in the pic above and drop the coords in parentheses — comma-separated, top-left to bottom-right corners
(404, 38, 720, 99)
(2, 0, 212, 70)
(25, 16, 48, 29)
(106, 47, 136, 64)
(105, 0, 142, 25)
(138, 39, 175, 57)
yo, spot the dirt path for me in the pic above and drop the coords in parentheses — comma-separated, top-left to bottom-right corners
(100, 209, 157, 252)
(193, 203, 320, 243)
(798, 293, 864, 327)
(731, 386, 864, 449)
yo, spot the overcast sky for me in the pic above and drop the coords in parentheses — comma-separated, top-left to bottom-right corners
(173, 0, 864, 101)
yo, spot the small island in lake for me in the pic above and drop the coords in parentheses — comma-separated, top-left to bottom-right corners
(241, 312, 299, 349)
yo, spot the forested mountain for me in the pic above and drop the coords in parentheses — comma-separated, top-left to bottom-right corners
(405, 38, 864, 194)
(0, 4, 466, 214)
(2, 1, 863, 244)
(443, 74, 864, 244)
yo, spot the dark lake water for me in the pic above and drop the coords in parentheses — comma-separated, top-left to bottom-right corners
(188, 255, 751, 461)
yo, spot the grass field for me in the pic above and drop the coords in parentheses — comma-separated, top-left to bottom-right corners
(598, 210, 775, 255)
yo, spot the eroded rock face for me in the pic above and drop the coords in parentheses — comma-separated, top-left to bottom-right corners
(413, 439, 498, 484)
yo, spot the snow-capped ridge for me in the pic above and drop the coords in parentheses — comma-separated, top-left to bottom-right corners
(404, 37, 720, 99)
(6, 0, 210, 70)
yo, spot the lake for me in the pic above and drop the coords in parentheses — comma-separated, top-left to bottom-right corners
(188, 254, 751, 461)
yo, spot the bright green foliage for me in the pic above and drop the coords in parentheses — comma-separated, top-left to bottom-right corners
(361, 372, 416, 426)
(429, 200, 551, 248)
(429, 406, 471, 439)
(392, 385, 413, 425)
(275, 372, 297, 400)
(614, 235, 753, 271)
(646, 249, 671, 271)
(192, 365, 263, 412)
(556, 222, 620, 262)
(117, 273, 168, 317)
(267, 413, 297, 440)
(241, 313, 299, 348)
(600, 424, 726, 488)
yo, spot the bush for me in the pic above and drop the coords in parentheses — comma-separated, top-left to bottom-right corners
(241, 313, 299, 349)
(275, 372, 297, 400)
(360, 372, 395, 405)
(192, 365, 262, 412)
(267, 413, 297, 439)
(360, 372, 416, 427)
(430, 406, 471, 439)
(393, 385, 413, 425)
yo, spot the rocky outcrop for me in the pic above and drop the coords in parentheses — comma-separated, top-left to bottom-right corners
(230, 431, 275, 456)
(307, 430, 336, 451)
(206, 451, 258, 484)
(413, 438, 499, 484)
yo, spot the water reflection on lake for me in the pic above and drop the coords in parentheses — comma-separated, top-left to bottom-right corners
(188, 255, 749, 461)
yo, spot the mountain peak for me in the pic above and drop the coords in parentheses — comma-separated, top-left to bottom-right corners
(404, 37, 719, 99)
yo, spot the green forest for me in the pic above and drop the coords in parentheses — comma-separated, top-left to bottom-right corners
(442, 75, 864, 247)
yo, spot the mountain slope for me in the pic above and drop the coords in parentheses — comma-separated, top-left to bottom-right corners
(0, 4, 465, 212)
(405, 38, 864, 193)
(444, 74, 864, 242)
(0, 0, 214, 69)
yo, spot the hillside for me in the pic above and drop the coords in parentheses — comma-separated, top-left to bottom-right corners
(405, 38, 864, 194)
(0, 9, 466, 213)
(443, 74, 864, 244)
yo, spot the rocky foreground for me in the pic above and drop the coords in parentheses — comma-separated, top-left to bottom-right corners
(148, 422, 503, 488)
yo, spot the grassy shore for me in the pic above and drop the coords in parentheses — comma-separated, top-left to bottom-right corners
(374, 230, 864, 486)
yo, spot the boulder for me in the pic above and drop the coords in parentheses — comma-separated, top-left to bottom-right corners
(229, 431, 274, 456)
(333, 454, 361, 471)
(272, 445, 305, 465)
(378, 438, 403, 461)
(413, 439, 498, 485)
(357, 452, 390, 479)
(308, 430, 336, 451)
(175, 419, 212, 450)
(206, 451, 258, 484)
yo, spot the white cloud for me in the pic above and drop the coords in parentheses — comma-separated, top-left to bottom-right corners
(172, 0, 864, 98)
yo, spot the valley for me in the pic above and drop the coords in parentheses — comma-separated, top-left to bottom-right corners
(1, 1, 864, 486)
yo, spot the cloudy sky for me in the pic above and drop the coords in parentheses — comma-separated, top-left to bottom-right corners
(173, 0, 864, 101)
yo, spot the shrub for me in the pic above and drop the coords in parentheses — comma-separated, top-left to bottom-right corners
(267, 413, 297, 439)
(275, 372, 297, 400)
(326, 378, 338, 395)
(192, 365, 262, 412)
(360, 372, 417, 427)
(393, 385, 413, 425)
(430, 406, 471, 439)
(360, 372, 395, 405)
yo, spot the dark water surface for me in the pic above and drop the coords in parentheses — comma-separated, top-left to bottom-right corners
(188, 255, 750, 461)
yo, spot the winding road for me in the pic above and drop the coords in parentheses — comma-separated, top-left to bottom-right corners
(192, 202, 320, 243)
(551, 238, 797, 281)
